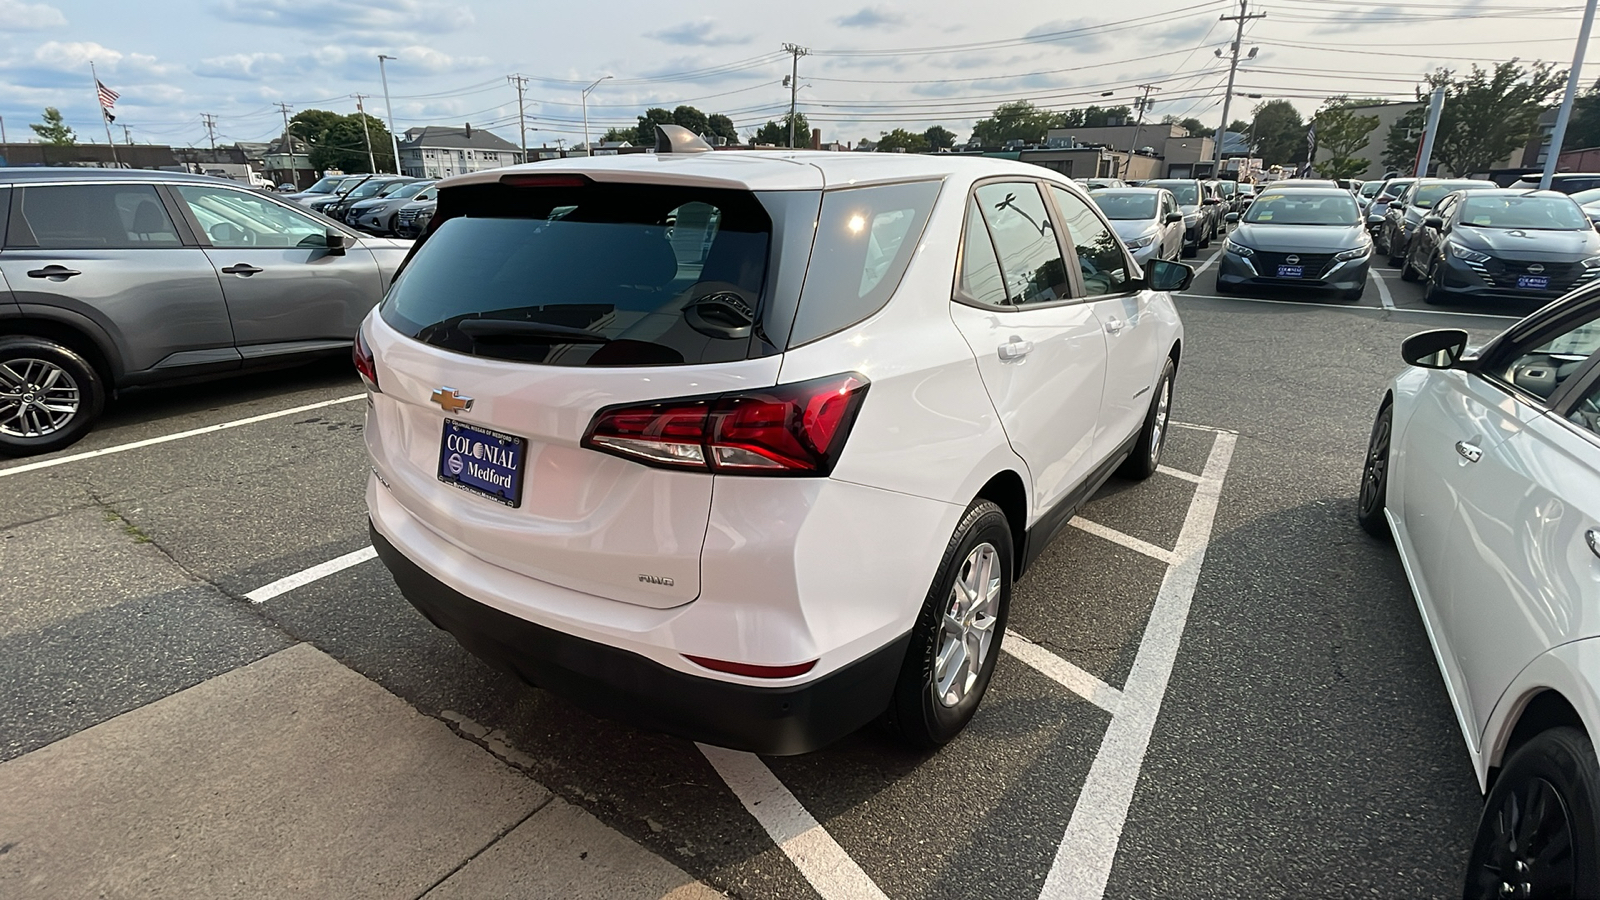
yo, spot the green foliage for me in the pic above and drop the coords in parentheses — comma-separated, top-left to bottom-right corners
(752, 113, 810, 147)
(1228, 120, 1250, 136)
(599, 127, 633, 143)
(1058, 105, 1133, 129)
(706, 113, 739, 142)
(971, 101, 1056, 146)
(1313, 97, 1381, 180)
(923, 125, 957, 150)
(631, 108, 675, 146)
(1430, 62, 1566, 176)
(1566, 82, 1600, 152)
(292, 109, 394, 174)
(671, 105, 709, 136)
(1166, 116, 1213, 138)
(1382, 105, 1426, 174)
(30, 107, 75, 145)
(876, 128, 929, 153)
(1251, 100, 1308, 167)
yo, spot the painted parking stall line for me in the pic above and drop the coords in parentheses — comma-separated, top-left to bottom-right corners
(1068, 516, 1175, 566)
(244, 545, 378, 604)
(1003, 631, 1124, 716)
(1371, 266, 1397, 310)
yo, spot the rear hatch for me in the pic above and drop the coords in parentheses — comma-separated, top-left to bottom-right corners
(366, 174, 816, 608)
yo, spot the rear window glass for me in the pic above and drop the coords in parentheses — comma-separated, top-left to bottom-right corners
(382, 183, 772, 367)
(6, 184, 181, 249)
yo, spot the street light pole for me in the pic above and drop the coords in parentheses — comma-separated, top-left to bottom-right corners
(1213, 0, 1264, 178)
(378, 55, 401, 175)
(581, 76, 612, 157)
(353, 94, 376, 173)
(1123, 84, 1160, 179)
(1541, 0, 1598, 189)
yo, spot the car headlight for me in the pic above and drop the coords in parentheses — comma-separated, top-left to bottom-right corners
(1125, 234, 1156, 249)
(1333, 246, 1370, 262)
(1583, 256, 1600, 269)
(1224, 238, 1253, 257)
(1448, 242, 1490, 263)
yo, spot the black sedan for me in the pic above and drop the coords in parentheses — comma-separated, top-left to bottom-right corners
(1402, 189, 1600, 306)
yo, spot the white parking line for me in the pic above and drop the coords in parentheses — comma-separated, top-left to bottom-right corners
(1191, 248, 1222, 276)
(1003, 631, 1124, 715)
(697, 744, 890, 900)
(1069, 516, 1175, 566)
(1185, 292, 1517, 320)
(0, 393, 366, 479)
(244, 545, 378, 604)
(1370, 267, 1397, 310)
(1040, 430, 1236, 900)
(1156, 464, 1202, 484)
(1171, 420, 1238, 435)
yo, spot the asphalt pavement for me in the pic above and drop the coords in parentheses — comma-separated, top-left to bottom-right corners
(0, 244, 1529, 899)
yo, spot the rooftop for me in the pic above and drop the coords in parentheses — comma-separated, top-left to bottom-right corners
(399, 126, 520, 153)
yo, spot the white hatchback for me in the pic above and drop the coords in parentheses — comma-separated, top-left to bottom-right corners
(361, 130, 1190, 754)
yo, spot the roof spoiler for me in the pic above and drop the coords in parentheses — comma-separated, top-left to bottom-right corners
(655, 124, 714, 154)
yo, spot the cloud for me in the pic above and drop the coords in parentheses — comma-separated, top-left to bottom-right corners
(1024, 19, 1110, 54)
(18, 41, 173, 79)
(211, 0, 474, 32)
(194, 45, 487, 83)
(646, 18, 750, 47)
(0, 0, 65, 28)
(836, 6, 907, 28)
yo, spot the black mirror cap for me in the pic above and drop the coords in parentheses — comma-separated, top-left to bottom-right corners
(1424, 215, 1445, 230)
(325, 229, 348, 255)
(1164, 211, 1184, 224)
(1225, 212, 1240, 223)
(1147, 258, 1194, 293)
(655, 124, 715, 154)
(1401, 329, 1469, 369)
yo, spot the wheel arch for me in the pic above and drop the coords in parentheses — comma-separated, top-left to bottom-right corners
(1482, 641, 1600, 792)
(0, 312, 121, 388)
(974, 470, 1028, 578)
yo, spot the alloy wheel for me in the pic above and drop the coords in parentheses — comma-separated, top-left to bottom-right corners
(933, 541, 1002, 708)
(1472, 776, 1577, 899)
(0, 357, 81, 439)
(1358, 407, 1389, 517)
(1150, 376, 1171, 467)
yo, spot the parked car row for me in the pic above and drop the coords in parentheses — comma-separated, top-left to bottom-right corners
(1398, 189, 1600, 305)
(278, 174, 434, 237)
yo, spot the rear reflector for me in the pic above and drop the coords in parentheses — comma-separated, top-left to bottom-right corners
(353, 327, 380, 392)
(683, 654, 818, 679)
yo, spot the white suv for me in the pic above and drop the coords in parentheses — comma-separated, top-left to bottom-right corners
(361, 130, 1190, 754)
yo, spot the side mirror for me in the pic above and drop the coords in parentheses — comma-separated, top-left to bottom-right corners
(1400, 329, 1469, 370)
(325, 230, 348, 256)
(1146, 258, 1194, 293)
(1225, 212, 1240, 223)
(1424, 216, 1445, 230)
(1203, 197, 1221, 205)
(1165, 211, 1183, 224)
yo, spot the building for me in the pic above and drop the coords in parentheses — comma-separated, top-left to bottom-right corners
(263, 135, 315, 189)
(398, 126, 523, 179)
(1043, 123, 1221, 178)
(1310, 100, 1423, 180)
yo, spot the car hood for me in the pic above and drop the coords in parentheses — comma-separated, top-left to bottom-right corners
(1178, 204, 1201, 216)
(1111, 219, 1159, 242)
(1231, 222, 1367, 253)
(1453, 225, 1600, 259)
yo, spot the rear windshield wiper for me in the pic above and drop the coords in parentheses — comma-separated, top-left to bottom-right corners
(455, 319, 611, 344)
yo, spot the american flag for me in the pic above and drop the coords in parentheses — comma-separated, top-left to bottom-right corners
(96, 80, 118, 110)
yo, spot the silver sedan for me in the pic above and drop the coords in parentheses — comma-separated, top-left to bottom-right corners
(1089, 188, 1185, 268)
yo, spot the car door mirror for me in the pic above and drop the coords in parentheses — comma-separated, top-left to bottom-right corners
(325, 229, 348, 256)
(1401, 329, 1469, 369)
(1424, 216, 1445, 230)
(1225, 212, 1240, 223)
(1145, 258, 1194, 293)
(1164, 211, 1183, 224)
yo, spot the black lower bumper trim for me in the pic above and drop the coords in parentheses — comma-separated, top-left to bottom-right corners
(371, 523, 911, 755)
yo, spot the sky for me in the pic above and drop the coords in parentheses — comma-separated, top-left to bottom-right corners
(0, 0, 1587, 151)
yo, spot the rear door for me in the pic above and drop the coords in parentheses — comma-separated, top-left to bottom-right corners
(948, 181, 1107, 520)
(171, 183, 383, 355)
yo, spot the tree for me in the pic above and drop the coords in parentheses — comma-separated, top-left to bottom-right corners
(1228, 119, 1250, 136)
(706, 113, 739, 143)
(599, 127, 633, 144)
(1382, 105, 1427, 174)
(30, 107, 75, 145)
(751, 112, 809, 147)
(1251, 100, 1308, 167)
(672, 105, 709, 136)
(876, 128, 929, 153)
(1312, 97, 1381, 180)
(1566, 82, 1600, 152)
(293, 109, 395, 174)
(923, 125, 957, 150)
(1430, 62, 1566, 176)
(1166, 116, 1213, 138)
(632, 108, 675, 146)
(971, 101, 1056, 146)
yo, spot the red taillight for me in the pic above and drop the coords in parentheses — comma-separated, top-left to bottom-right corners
(581, 373, 869, 476)
(353, 328, 380, 392)
(499, 173, 593, 188)
(683, 654, 818, 679)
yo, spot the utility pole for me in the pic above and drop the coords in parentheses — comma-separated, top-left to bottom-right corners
(201, 113, 218, 151)
(509, 73, 530, 162)
(783, 43, 810, 149)
(581, 76, 611, 156)
(353, 94, 376, 173)
(1541, 0, 1598, 189)
(1123, 84, 1160, 178)
(1212, 0, 1264, 177)
(119, 124, 132, 145)
(378, 55, 401, 175)
(1, 116, 7, 144)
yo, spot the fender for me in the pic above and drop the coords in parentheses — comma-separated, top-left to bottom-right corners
(1479, 639, 1600, 792)
(4, 303, 127, 383)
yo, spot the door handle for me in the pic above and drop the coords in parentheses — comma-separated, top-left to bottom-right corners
(1455, 440, 1483, 463)
(220, 264, 264, 276)
(1587, 530, 1600, 560)
(27, 265, 81, 280)
(997, 339, 1033, 361)
(1104, 316, 1124, 335)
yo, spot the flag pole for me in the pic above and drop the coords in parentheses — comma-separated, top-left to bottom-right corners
(91, 60, 120, 167)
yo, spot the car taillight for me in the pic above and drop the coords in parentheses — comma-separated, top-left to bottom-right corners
(353, 328, 380, 392)
(582, 373, 869, 476)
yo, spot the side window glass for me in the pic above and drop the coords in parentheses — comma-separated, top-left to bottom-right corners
(175, 185, 329, 249)
(958, 197, 1008, 307)
(1496, 314, 1600, 401)
(1050, 186, 1132, 297)
(9, 184, 180, 249)
(973, 182, 1070, 305)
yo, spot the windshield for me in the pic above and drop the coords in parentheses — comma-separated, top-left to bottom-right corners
(1242, 192, 1360, 226)
(1152, 182, 1198, 205)
(305, 176, 345, 194)
(1090, 192, 1158, 220)
(1379, 180, 1414, 200)
(1216, 182, 1236, 197)
(1458, 196, 1590, 230)
(374, 181, 415, 198)
(412, 187, 438, 202)
(1412, 182, 1490, 209)
(348, 180, 393, 199)
(1360, 182, 1384, 198)
(392, 182, 432, 200)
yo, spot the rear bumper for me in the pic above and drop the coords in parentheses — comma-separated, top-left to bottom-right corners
(372, 523, 909, 754)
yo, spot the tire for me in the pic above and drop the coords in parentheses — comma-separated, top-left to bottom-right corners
(1118, 358, 1176, 480)
(1399, 253, 1421, 282)
(0, 336, 105, 457)
(1181, 243, 1198, 259)
(1463, 726, 1600, 900)
(888, 499, 1013, 751)
(1356, 401, 1393, 540)
(1374, 225, 1390, 257)
(1423, 262, 1446, 305)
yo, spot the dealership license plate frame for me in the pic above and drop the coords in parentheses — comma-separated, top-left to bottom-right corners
(1517, 275, 1550, 290)
(1276, 265, 1304, 279)
(437, 419, 527, 508)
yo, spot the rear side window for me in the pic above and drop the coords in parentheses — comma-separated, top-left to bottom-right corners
(787, 180, 940, 347)
(974, 182, 1070, 305)
(957, 197, 1008, 307)
(1050, 186, 1132, 296)
(6, 184, 181, 249)
(383, 182, 772, 367)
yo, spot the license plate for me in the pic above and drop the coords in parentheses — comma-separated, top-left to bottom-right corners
(1516, 275, 1550, 290)
(1276, 265, 1304, 278)
(438, 419, 526, 507)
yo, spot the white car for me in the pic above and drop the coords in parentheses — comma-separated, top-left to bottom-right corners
(1359, 286, 1600, 895)
(361, 127, 1190, 754)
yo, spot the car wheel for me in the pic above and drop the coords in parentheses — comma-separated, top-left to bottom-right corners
(889, 499, 1012, 750)
(1463, 727, 1600, 900)
(1375, 227, 1390, 256)
(1423, 262, 1445, 305)
(1181, 244, 1197, 259)
(1356, 401, 1392, 540)
(1198, 231, 1211, 249)
(0, 335, 106, 457)
(1118, 358, 1175, 480)
(1399, 253, 1421, 282)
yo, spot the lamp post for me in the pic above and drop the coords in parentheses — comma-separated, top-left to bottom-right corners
(378, 54, 401, 175)
(581, 76, 612, 157)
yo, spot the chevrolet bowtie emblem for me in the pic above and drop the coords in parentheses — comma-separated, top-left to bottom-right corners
(430, 387, 473, 413)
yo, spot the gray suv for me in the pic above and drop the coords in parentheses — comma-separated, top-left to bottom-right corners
(0, 168, 411, 455)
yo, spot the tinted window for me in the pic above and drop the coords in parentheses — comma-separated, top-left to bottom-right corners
(789, 180, 941, 346)
(1090, 192, 1157, 220)
(176, 185, 330, 249)
(1243, 192, 1360, 225)
(382, 183, 771, 367)
(1051, 186, 1131, 297)
(1151, 182, 1198, 205)
(1458, 195, 1589, 230)
(1496, 312, 1600, 400)
(1412, 182, 1491, 208)
(6, 184, 181, 250)
(974, 182, 1070, 305)
(958, 197, 1008, 306)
